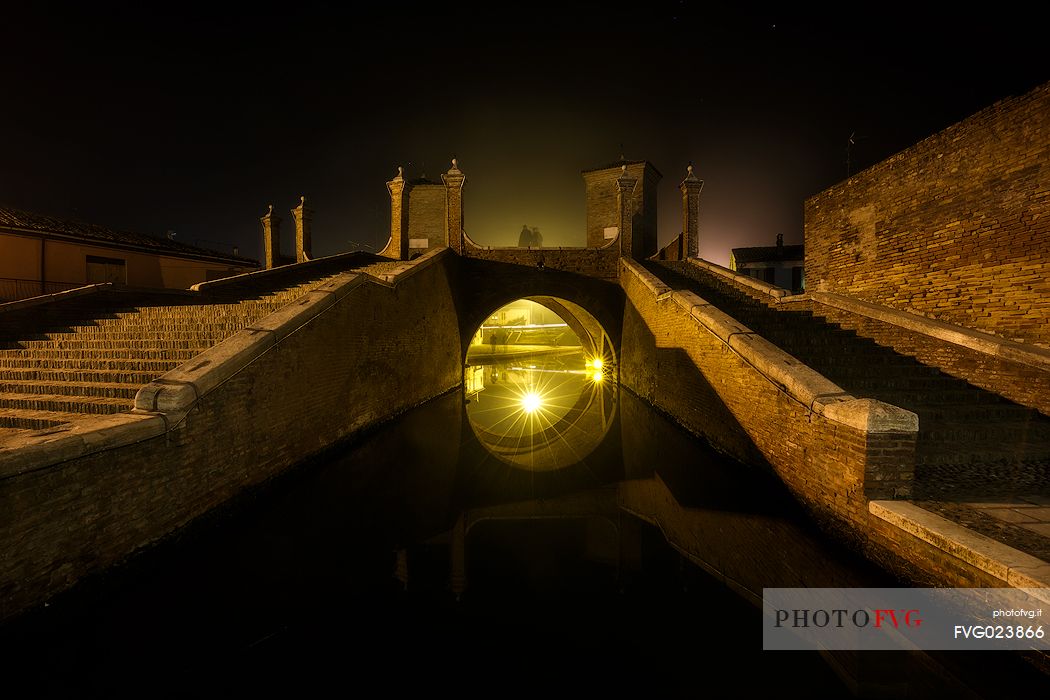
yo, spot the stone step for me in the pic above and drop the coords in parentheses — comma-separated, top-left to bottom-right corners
(11, 338, 217, 351)
(0, 392, 132, 415)
(0, 367, 164, 384)
(65, 321, 262, 333)
(797, 363, 945, 380)
(108, 303, 288, 319)
(916, 446, 1050, 467)
(86, 311, 274, 326)
(0, 379, 141, 399)
(918, 420, 1050, 444)
(0, 407, 90, 430)
(907, 404, 1041, 422)
(0, 358, 184, 371)
(822, 375, 972, 391)
(30, 330, 237, 342)
(0, 348, 202, 361)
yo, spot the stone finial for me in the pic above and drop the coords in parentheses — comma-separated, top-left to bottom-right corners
(291, 196, 312, 264)
(393, 166, 404, 181)
(260, 204, 281, 269)
(681, 161, 702, 188)
(447, 157, 463, 175)
(621, 164, 627, 173)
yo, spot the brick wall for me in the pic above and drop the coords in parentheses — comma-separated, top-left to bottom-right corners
(582, 161, 661, 256)
(407, 184, 446, 252)
(618, 260, 914, 535)
(805, 299, 1050, 416)
(805, 81, 1050, 348)
(462, 243, 620, 280)
(0, 255, 462, 619)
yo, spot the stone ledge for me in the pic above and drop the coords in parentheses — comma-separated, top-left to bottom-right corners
(369, 247, 449, 284)
(0, 283, 112, 314)
(870, 500, 1050, 591)
(622, 258, 917, 433)
(822, 398, 918, 433)
(0, 411, 166, 479)
(190, 249, 379, 292)
(2, 253, 447, 478)
(811, 291, 1050, 372)
(620, 258, 672, 299)
(688, 258, 789, 299)
(135, 274, 371, 416)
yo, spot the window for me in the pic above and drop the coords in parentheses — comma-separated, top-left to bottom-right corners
(86, 255, 127, 284)
(763, 267, 775, 284)
(792, 266, 803, 294)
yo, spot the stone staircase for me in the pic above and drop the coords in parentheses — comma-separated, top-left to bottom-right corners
(644, 261, 1050, 500)
(0, 254, 397, 443)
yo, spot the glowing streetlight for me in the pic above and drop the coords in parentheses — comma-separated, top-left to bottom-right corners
(592, 371, 603, 382)
(521, 392, 542, 413)
(590, 358, 603, 370)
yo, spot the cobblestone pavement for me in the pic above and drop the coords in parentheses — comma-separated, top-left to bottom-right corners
(915, 496, 1050, 563)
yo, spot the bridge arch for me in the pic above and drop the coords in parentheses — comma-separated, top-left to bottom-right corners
(450, 256, 624, 362)
(455, 257, 623, 473)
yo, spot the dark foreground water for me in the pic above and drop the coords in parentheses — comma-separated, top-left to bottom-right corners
(1, 390, 1047, 697)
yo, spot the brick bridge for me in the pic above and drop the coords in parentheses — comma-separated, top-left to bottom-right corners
(2, 84, 1050, 620)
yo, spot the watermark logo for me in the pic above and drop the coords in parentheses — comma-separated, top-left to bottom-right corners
(763, 588, 1047, 650)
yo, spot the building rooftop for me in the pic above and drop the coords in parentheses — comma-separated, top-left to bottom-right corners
(731, 244, 804, 264)
(0, 206, 258, 266)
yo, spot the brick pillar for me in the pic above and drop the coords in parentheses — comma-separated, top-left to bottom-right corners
(680, 163, 704, 259)
(616, 165, 639, 258)
(386, 166, 409, 260)
(441, 158, 466, 253)
(260, 204, 281, 269)
(291, 195, 313, 263)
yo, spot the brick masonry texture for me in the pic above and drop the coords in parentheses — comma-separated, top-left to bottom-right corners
(805, 81, 1050, 348)
(799, 298, 1050, 417)
(0, 254, 462, 619)
(617, 260, 908, 537)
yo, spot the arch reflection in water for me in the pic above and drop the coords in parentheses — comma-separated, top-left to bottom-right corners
(465, 297, 616, 471)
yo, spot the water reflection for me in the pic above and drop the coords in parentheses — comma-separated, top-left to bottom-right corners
(2, 391, 1047, 695)
(465, 298, 616, 471)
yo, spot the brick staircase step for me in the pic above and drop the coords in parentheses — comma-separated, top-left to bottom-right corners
(0, 392, 133, 415)
(12, 339, 215, 350)
(0, 379, 140, 399)
(0, 407, 92, 430)
(0, 368, 165, 384)
(0, 358, 185, 371)
(0, 349, 202, 361)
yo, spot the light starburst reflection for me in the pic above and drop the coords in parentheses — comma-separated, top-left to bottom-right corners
(521, 392, 542, 413)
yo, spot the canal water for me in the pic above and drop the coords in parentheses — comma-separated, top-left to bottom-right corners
(2, 388, 1047, 696)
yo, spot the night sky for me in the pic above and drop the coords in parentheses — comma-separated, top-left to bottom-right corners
(2, 4, 1046, 266)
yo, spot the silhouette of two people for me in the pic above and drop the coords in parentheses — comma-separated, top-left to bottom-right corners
(517, 224, 543, 248)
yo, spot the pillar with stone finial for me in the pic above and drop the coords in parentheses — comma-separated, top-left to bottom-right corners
(680, 162, 704, 259)
(291, 195, 313, 263)
(442, 158, 466, 253)
(386, 166, 409, 260)
(616, 164, 639, 258)
(260, 204, 281, 269)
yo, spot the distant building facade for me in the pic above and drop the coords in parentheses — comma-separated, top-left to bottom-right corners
(730, 234, 804, 294)
(0, 206, 258, 302)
